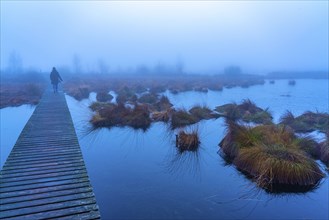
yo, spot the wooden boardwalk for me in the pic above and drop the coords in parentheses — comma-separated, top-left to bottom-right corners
(0, 91, 100, 219)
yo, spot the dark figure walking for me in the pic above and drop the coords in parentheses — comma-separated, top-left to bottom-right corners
(50, 67, 63, 93)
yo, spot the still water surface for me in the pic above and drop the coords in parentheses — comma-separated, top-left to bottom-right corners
(67, 79, 328, 219)
(1, 79, 328, 219)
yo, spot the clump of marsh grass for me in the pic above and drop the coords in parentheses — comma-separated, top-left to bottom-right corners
(176, 130, 200, 152)
(215, 100, 272, 124)
(295, 135, 320, 158)
(151, 109, 173, 123)
(89, 102, 151, 131)
(116, 86, 138, 104)
(171, 109, 198, 129)
(219, 120, 245, 159)
(138, 92, 158, 104)
(318, 132, 329, 169)
(219, 121, 325, 191)
(280, 110, 295, 125)
(153, 95, 173, 111)
(96, 91, 113, 102)
(235, 146, 324, 188)
(89, 102, 115, 112)
(126, 104, 152, 131)
(189, 105, 218, 120)
(65, 85, 90, 101)
(280, 111, 329, 133)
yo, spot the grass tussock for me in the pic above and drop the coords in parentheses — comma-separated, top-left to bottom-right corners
(96, 91, 113, 102)
(138, 93, 158, 104)
(176, 130, 200, 152)
(1, 83, 46, 108)
(171, 109, 198, 129)
(219, 121, 325, 190)
(65, 85, 90, 101)
(90, 102, 151, 131)
(151, 109, 172, 123)
(235, 146, 324, 188)
(318, 132, 329, 168)
(280, 111, 329, 133)
(189, 105, 218, 120)
(215, 99, 272, 124)
(153, 96, 173, 111)
(116, 86, 138, 104)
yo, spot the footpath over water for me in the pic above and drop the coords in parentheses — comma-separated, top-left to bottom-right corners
(0, 91, 100, 219)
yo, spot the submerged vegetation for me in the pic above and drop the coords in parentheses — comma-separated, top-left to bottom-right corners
(215, 99, 273, 124)
(219, 121, 325, 192)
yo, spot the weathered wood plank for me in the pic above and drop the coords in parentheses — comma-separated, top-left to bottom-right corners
(0, 173, 88, 188)
(3, 156, 84, 167)
(1, 159, 85, 172)
(0, 192, 96, 211)
(0, 91, 100, 219)
(0, 205, 100, 220)
(0, 164, 86, 178)
(0, 180, 91, 199)
(0, 162, 86, 175)
(1, 185, 93, 205)
(0, 198, 97, 219)
(0, 168, 87, 183)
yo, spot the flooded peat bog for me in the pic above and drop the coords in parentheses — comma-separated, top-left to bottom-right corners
(1, 1, 328, 219)
(65, 80, 328, 219)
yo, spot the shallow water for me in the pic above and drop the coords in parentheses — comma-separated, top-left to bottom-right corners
(1, 79, 328, 219)
(0, 105, 35, 168)
(66, 79, 328, 219)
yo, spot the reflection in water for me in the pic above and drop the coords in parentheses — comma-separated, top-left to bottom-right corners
(164, 146, 202, 179)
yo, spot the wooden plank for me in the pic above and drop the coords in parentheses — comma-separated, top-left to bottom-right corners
(1, 185, 93, 204)
(6, 152, 81, 166)
(0, 168, 87, 183)
(8, 149, 80, 158)
(0, 91, 100, 219)
(0, 198, 97, 219)
(1, 159, 84, 172)
(0, 173, 88, 188)
(1, 164, 86, 178)
(0, 162, 86, 175)
(7, 152, 82, 163)
(0, 191, 96, 211)
(0, 180, 91, 199)
(50, 210, 101, 220)
(1, 205, 100, 220)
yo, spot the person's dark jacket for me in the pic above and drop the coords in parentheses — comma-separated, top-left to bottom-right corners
(50, 69, 63, 84)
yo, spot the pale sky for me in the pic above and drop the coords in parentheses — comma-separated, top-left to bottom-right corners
(1, 1, 328, 73)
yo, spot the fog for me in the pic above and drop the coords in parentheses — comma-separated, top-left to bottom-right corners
(1, 1, 328, 74)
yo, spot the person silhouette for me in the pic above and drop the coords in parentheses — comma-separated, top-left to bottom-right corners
(50, 67, 63, 93)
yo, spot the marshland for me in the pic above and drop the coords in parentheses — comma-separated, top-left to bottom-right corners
(1, 1, 328, 219)
(1, 77, 328, 219)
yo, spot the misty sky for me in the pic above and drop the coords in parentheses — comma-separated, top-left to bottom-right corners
(1, 1, 328, 74)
